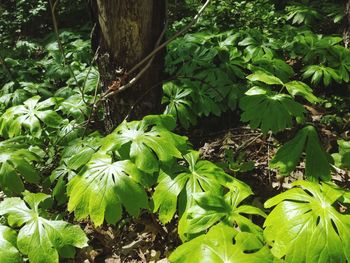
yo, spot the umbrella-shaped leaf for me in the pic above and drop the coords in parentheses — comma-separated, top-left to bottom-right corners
(0, 143, 40, 194)
(240, 89, 305, 134)
(67, 153, 148, 226)
(185, 179, 266, 235)
(0, 192, 88, 263)
(284, 81, 319, 104)
(0, 96, 63, 138)
(247, 71, 284, 86)
(270, 126, 331, 181)
(0, 225, 22, 263)
(153, 151, 232, 225)
(264, 181, 350, 263)
(100, 116, 188, 173)
(169, 223, 274, 263)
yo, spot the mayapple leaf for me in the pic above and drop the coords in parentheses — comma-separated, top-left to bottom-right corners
(264, 181, 350, 263)
(185, 179, 266, 235)
(0, 142, 40, 194)
(169, 224, 274, 263)
(332, 140, 350, 169)
(162, 82, 197, 129)
(270, 125, 331, 181)
(67, 153, 148, 226)
(0, 225, 22, 263)
(302, 65, 341, 86)
(153, 151, 232, 225)
(284, 81, 319, 104)
(0, 96, 63, 138)
(0, 192, 88, 263)
(247, 71, 284, 86)
(100, 116, 188, 174)
(240, 89, 305, 134)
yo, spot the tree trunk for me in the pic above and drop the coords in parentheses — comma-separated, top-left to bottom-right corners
(344, 0, 350, 47)
(92, 0, 166, 132)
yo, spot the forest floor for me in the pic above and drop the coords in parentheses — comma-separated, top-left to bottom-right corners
(71, 109, 350, 263)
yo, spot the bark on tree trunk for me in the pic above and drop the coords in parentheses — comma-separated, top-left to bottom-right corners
(92, 0, 166, 133)
(344, 0, 350, 47)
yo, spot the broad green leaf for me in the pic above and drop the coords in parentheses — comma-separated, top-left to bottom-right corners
(67, 153, 148, 226)
(50, 164, 77, 204)
(332, 140, 350, 169)
(302, 65, 341, 86)
(286, 4, 321, 25)
(247, 71, 284, 86)
(240, 90, 305, 134)
(100, 116, 188, 173)
(0, 225, 22, 263)
(169, 224, 274, 263)
(264, 181, 350, 263)
(0, 142, 40, 194)
(0, 193, 88, 263)
(153, 151, 232, 226)
(248, 58, 294, 83)
(270, 126, 331, 181)
(284, 81, 319, 103)
(0, 96, 63, 138)
(162, 82, 197, 129)
(185, 179, 266, 235)
(66, 148, 95, 170)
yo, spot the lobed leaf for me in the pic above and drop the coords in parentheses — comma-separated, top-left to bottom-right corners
(240, 89, 305, 134)
(0, 192, 88, 263)
(67, 154, 148, 226)
(270, 126, 331, 181)
(264, 181, 350, 263)
(169, 224, 274, 263)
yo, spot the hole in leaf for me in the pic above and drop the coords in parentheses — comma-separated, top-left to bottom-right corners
(316, 216, 320, 226)
(303, 189, 314, 197)
(285, 199, 309, 204)
(243, 248, 260, 254)
(331, 219, 339, 236)
(303, 209, 312, 215)
(232, 237, 236, 245)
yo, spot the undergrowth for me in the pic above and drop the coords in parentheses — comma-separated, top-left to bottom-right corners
(0, 0, 350, 262)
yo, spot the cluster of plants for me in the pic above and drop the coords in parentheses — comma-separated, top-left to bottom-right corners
(0, 0, 350, 262)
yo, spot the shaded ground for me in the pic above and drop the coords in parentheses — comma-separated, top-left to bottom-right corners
(70, 106, 350, 262)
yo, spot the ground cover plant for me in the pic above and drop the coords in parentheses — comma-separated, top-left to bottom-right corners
(0, 0, 350, 262)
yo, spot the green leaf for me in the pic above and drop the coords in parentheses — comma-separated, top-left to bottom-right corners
(270, 126, 331, 181)
(240, 90, 305, 134)
(153, 151, 231, 223)
(0, 225, 22, 263)
(169, 224, 274, 263)
(67, 153, 148, 226)
(284, 81, 319, 103)
(247, 71, 284, 86)
(264, 181, 350, 263)
(66, 147, 95, 170)
(162, 82, 197, 129)
(153, 151, 233, 240)
(0, 142, 40, 194)
(302, 65, 341, 87)
(185, 179, 266, 235)
(0, 96, 63, 138)
(100, 117, 188, 173)
(0, 193, 88, 263)
(248, 58, 294, 83)
(332, 140, 350, 169)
